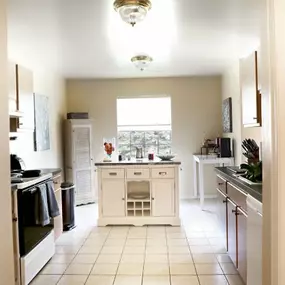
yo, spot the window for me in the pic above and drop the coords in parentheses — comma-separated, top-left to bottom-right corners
(117, 97, 172, 158)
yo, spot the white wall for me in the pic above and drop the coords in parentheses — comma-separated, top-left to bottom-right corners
(222, 60, 262, 166)
(0, 0, 15, 283)
(66, 76, 222, 199)
(8, 0, 66, 169)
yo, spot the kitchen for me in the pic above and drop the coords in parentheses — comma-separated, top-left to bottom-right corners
(0, 0, 282, 285)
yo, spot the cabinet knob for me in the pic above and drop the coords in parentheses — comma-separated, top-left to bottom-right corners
(223, 200, 227, 203)
(122, 198, 125, 201)
(253, 117, 257, 120)
(218, 182, 224, 186)
(12, 217, 18, 222)
(232, 209, 237, 214)
(152, 197, 154, 200)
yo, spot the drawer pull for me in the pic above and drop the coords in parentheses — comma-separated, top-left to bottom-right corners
(109, 172, 117, 176)
(159, 172, 167, 176)
(218, 182, 224, 186)
(223, 200, 227, 203)
(134, 172, 142, 175)
(53, 180, 59, 184)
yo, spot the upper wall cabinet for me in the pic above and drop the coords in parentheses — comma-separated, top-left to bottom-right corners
(17, 65, 34, 130)
(8, 62, 18, 113)
(240, 51, 262, 127)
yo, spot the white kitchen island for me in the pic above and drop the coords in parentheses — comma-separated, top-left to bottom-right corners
(95, 160, 181, 226)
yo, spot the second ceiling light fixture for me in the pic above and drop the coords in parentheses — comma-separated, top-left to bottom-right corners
(113, 0, 153, 71)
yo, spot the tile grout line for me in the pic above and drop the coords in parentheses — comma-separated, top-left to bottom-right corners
(165, 226, 172, 285)
(55, 229, 92, 284)
(112, 226, 131, 285)
(83, 226, 112, 285)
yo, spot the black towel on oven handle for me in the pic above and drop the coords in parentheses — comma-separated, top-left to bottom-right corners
(46, 180, 60, 218)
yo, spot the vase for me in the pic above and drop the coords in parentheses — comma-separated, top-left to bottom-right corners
(103, 137, 116, 162)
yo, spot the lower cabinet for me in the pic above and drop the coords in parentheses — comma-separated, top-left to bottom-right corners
(102, 179, 125, 217)
(152, 179, 175, 217)
(228, 199, 238, 267)
(237, 207, 247, 283)
(216, 188, 228, 250)
(53, 173, 63, 241)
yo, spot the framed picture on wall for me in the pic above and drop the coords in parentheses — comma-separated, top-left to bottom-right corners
(33, 93, 50, 151)
(222, 97, 233, 133)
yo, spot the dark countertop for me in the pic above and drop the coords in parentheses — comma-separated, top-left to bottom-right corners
(215, 167, 262, 202)
(39, 168, 62, 176)
(95, 160, 181, 166)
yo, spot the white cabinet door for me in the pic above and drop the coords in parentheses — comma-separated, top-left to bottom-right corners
(152, 180, 175, 217)
(72, 125, 94, 205)
(102, 179, 125, 217)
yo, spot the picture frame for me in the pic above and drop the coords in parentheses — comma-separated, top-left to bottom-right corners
(222, 97, 233, 133)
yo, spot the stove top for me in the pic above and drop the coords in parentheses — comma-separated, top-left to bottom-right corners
(11, 173, 52, 189)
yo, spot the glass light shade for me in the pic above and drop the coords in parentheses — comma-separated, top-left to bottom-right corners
(118, 5, 148, 26)
(131, 56, 153, 71)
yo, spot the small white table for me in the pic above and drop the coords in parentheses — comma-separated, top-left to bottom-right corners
(193, 154, 234, 209)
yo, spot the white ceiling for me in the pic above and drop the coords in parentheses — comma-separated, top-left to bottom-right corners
(8, 0, 263, 78)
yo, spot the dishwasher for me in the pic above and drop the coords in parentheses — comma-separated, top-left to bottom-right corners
(247, 195, 262, 285)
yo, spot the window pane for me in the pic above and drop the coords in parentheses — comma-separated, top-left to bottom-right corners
(145, 144, 158, 154)
(118, 144, 131, 156)
(157, 130, 171, 143)
(130, 131, 145, 145)
(117, 97, 171, 126)
(145, 131, 158, 145)
(118, 131, 131, 144)
(158, 144, 172, 155)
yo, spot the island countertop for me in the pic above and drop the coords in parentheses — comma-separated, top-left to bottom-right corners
(95, 160, 181, 166)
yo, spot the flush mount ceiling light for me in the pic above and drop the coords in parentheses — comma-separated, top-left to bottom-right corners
(113, 0, 152, 27)
(131, 55, 153, 71)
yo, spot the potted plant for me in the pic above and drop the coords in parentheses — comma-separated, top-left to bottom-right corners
(240, 138, 262, 184)
(240, 161, 262, 183)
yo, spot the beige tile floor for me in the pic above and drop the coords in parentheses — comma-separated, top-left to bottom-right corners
(31, 200, 244, 285)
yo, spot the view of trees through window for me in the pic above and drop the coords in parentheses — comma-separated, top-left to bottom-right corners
(117, 97, 172, 158)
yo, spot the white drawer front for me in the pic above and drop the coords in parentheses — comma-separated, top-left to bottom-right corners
(127, 168, 150, 179)
(102, 169, 125, 179)
(152, 168, 175, 179)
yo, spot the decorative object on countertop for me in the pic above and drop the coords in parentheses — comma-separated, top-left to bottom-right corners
(135, 146, 143, 160)
(241, 138, 259, 164)
(103, 138, 116, 162)
(240, 161, 262, 184)
(222, 97, 233, 133)
(238, 138, 262, 184)
(34, 93, 50, 151)
(200, 137, 218, 156)
(113, 0, 152, 27)
(157, 154, 175, 161)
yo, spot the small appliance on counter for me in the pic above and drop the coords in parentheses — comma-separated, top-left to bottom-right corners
(135, 146, 143, 160)
(216, 137, 232, 157)
(10, 154, 26, 171)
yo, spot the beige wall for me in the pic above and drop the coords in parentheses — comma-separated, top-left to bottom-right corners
(222, 61, 262, 166)
(0, 0, 15, 283)
(66, 76, 222, 199)
(8, 0, 66, 169)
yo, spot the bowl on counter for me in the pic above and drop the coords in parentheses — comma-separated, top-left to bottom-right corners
(157, 154, 175, 161)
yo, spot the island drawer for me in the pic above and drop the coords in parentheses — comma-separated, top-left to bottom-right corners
(216, 175, 227, 194)
(151, 168, 175, 179)
(227, 182, 248, 211)
(102, 169, 125, 179)
(127, 169, 150, 179)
